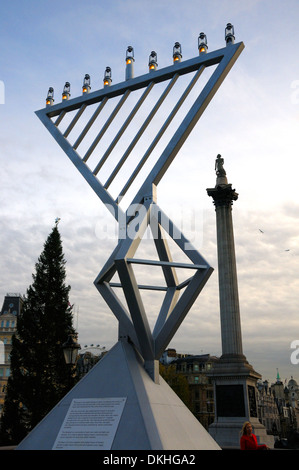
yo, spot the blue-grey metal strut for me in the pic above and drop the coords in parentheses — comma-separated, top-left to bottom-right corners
(36, 41, 244, 382)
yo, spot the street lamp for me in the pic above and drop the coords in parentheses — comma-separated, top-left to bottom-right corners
(148, 51, 158, 72)
(82, 74, 91, 94)
(225, 23, 235, 45)
(173, 42, 182, 63)
(198, 32, 208, 55)
(62, 81, 71, 101)
(103, 66, 112, 87)
(46, 87, 54, 106)
(62, 334, 81, 365)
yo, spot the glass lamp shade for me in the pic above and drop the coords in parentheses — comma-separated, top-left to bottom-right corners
(198, 33, 208, 54)
(62, 335, 81, 365)
(62, 82, 71, 100)
(173, 42, 182, 62)
(46, 87, 54, 105)
(225, 23, 235, 43)
(47, 87, 54, 99)
(148, 51, 158, 70)
(126, 46, 134, 62)
(82, 74, 91, 93)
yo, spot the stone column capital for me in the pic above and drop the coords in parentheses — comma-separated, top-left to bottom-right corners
(207, 184, 238, 207)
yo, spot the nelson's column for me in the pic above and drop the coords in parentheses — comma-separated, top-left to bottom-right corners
(206, 155, 274, 449)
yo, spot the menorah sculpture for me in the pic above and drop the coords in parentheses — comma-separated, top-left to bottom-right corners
(17, 25, 245, 450)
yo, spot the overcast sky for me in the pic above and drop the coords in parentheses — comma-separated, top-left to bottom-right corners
(1, 0, 299, 384)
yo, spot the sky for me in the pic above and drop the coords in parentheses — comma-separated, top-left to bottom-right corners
(1, 0, 299, 384)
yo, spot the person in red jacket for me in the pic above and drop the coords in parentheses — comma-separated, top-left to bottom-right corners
(240, 422, 269, 450)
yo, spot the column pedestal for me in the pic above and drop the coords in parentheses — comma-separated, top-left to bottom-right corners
(207, 356, 273, 448)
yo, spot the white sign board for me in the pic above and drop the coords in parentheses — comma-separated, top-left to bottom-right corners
(53, 397, 127, 450)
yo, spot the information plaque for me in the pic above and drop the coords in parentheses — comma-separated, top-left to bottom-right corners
(53, 397, 127, 450)
(216, 385, 245, 417)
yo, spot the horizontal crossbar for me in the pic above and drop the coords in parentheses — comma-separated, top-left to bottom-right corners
(109, 282, 167, 291)
(37, 44, 243, 119)
(126, 258, 208, 269)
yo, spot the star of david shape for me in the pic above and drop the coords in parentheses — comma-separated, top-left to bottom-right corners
(94, 200, 213, 365)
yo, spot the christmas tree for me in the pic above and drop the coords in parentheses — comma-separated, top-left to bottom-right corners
(0, 222, 77, 445)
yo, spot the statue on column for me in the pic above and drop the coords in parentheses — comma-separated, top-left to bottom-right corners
(215, 154, 226, 176)
(215, 154, 228, 186)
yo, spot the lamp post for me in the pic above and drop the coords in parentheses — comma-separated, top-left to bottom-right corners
(62, 334, 81, 387)
(62, 334, 81, 365)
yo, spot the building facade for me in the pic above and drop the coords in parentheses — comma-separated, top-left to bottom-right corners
(164, 352, 219, 430)
(161, 349, 299, 442)
(271, 374, 299, 440)
(0, 293, 23, 419)
(256, 379, 281, 436)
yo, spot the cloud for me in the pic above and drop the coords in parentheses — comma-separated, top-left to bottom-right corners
(1, 0, 299, 383)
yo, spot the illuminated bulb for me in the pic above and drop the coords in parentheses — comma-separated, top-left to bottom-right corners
(46, 87, 54, 106)
(173, 42, 182, 63)
(103, 66, 112, 87)
(82, 74, 91, 94)
(148, 51, 158, 72)
(198, 32, 208, 55)
(62, 81, 71, 101)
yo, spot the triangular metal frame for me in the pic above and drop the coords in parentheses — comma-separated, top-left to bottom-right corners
(35, 41, 244, 381)
(94, 202, 213, 365)
(35, 42, 244, 220)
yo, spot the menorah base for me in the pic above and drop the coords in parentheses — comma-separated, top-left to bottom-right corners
(16, 339, 220, 450)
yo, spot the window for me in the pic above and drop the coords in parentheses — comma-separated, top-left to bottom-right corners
(207, 402, 214, 413)
(195, 403, 200, 413)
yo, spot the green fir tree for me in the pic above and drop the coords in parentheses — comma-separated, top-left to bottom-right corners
(0, 223, 77, 445)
